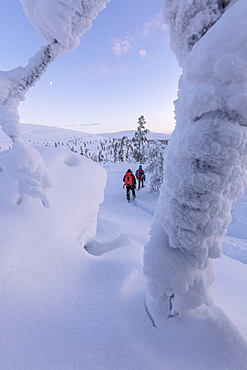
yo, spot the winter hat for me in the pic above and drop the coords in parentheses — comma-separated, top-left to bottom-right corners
(127, 169, 132, 172)
(139, 165, 142, 169)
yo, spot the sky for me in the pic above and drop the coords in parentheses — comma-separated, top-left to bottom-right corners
(0, 0, 181, 135)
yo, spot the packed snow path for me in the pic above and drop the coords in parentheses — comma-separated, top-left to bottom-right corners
(89, 162, 247, 340)
(85, 163, 157, 257)
(88, 163, 247, 266)
(87, 162, 247, 337)
(223, 189, 247, 264)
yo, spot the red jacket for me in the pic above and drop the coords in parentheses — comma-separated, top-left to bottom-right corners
(123, 172, 136, 186)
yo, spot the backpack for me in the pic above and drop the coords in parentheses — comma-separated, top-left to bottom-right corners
(124, 173, 133, 186)
(136, 169, 143, 179)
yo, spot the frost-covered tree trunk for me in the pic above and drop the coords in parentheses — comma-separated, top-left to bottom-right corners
(143, 0, 247, 318)
(0, 0, 109, 206)
(0, 42, 63, 207)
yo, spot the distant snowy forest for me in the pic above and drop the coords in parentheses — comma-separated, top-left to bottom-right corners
(0, 116, 169, 192)
(51, 131, 168, 166)
(31, 116, 168, 166)
(0, 115, 168, 164)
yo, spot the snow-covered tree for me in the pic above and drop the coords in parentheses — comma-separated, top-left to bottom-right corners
(146, 141, 166, 193)
(144, 0, 247, 318)
(113, 141, 120, 162)
(98, 150, 104, 163)
(133, 115, 149, 163)
(118, 136, 132, 163)
(0, 0, 109, 206)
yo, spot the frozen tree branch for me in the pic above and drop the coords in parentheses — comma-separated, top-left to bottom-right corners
(0, 0, 109, 206)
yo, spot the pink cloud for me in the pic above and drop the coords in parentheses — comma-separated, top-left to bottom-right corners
(139, 13, 167, 37)
(139, 49, 148, 58)
(112, 38, 132, 56)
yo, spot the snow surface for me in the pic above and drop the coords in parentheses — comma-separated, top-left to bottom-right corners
(0, 124, 247, 369)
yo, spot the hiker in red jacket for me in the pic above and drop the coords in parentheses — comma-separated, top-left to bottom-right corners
(123, 169, 136, 202)
(135, 165, 145, 189)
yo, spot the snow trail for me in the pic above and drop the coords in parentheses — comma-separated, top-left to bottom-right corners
(131, 198, 155, 217)
(98, 163, 247, 267)
(223, 236, 247, 264)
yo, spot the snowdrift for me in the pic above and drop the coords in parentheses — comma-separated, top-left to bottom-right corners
(0, 147, 106, 367)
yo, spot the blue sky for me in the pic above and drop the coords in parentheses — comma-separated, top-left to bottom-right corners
(0, 0, 181, 134)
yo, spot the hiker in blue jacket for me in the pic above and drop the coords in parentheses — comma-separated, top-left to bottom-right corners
(135, 165, 145, 190)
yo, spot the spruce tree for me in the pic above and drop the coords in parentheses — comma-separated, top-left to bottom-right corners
(133, 115, 149, 163)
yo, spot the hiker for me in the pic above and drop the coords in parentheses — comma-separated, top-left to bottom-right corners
(123, 169, 136, 202)
(135, 165, 145, 189)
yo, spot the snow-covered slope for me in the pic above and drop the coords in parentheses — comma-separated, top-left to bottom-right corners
(98, 129, 170, 140)
(0, 124, 169, 152)
(0, 123, 108, 151)
(20, 123, 108, 141)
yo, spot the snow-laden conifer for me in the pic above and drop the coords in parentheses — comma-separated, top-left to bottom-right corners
(133, 115, 149, 163)
(144, 0, 247, 318)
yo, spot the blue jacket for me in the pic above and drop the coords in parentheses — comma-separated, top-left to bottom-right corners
(135, 167, 145, 180)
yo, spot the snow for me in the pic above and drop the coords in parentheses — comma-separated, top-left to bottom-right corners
(0, 140, 53, 207)
(0, 124, 247, 369)
(56, 126, 170, 142)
